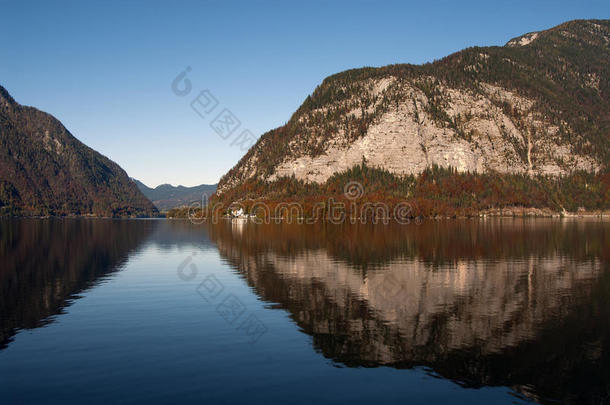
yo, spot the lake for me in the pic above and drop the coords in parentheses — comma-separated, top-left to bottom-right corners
(0, 218, 608, 404)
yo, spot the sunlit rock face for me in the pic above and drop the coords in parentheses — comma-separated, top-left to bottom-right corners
(218, 20, 610, 194)
(219, 77, 601, 193)
(266, 81, 598, 183)
(207, 219, 610, 404)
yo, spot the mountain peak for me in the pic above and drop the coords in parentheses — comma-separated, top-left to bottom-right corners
(506, 31, 540, 47)
(0, 86, 157, 217)
(0, 85, 17, 108)
(506, 19, 609, 48)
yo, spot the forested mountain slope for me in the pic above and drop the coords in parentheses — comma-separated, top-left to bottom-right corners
(0, 86, 157, 217)
(217, 20, 609, 213)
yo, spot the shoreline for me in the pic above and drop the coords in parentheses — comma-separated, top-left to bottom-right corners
(2, 208, 609, 220)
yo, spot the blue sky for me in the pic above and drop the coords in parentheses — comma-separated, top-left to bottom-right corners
(1, 0, 608, 186)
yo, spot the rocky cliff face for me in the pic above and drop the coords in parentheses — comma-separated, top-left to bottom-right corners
(268, 81, 599, 183)
(0, 85, 157, 216)
(218, 20, 609, 194)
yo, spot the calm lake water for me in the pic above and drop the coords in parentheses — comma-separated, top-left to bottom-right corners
(0, 218, 608, 404)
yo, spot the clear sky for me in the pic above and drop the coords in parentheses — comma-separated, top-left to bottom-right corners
(1, 0, 608, 187)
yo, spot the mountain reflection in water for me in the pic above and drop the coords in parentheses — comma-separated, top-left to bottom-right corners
(207, 219, 610, 405)
(0, 218, 608, 405)
(0, 219, 212, 349)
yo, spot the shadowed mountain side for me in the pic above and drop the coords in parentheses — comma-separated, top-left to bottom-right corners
(0, 219, 157, 349)
(0, 86, 158, 217)
(206, 220, 610, 405)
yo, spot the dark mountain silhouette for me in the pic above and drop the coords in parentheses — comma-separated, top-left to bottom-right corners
(0, 86, 157, 217)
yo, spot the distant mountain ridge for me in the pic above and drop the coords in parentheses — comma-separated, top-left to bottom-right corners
(134, 180, 216, 211)
(0, 85, 157, 217)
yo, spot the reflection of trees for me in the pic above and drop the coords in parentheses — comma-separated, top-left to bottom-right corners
(0, 219, 216, 350)
(0, 219, 156, 349)
(208, 219, 608, 269)
(207, 219, 610, 405)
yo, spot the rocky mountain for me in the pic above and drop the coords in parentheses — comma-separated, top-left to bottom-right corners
(134, 180, 216, 211)
(218, 20, 609, 202)
(0, 85, 157, 217)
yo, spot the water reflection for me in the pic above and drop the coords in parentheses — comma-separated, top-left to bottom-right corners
(0, 219, 157, 348)
(0, 218, 222, 351)
(1, 218, 608, 404)
(207, 219, 610, 405)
